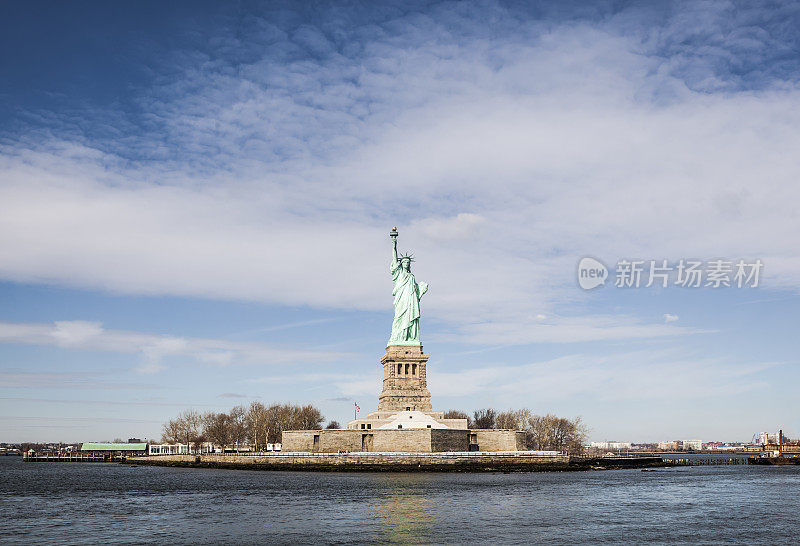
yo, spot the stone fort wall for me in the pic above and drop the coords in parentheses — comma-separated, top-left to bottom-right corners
(470, 430, 526, 452)
(282, 428, 523, 453)
(128, 452, 572, 472)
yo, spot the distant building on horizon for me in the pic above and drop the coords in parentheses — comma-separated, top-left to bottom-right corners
(683, 439, 702, 451)
(590, 441, 632, 450)
(755, 432, 780, 445)
(656, 439, 702, 451)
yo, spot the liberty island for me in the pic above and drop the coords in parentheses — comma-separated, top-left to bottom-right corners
(124, 229, 666, 469)
(278, 228, 527, 453)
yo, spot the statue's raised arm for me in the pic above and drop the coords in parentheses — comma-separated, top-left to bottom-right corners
(388, 228, 427, 346)
(391, 229, 399, 264)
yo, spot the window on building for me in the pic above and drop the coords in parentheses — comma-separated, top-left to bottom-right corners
(405, 363, 409, 375)
(397, 363, 402, 375)
(398, 425, 402, 429)
(427, 425, 431, 428)
(360, 424, 365, 429)
(406, 406, 411, 411)
(412, 363, 417, 375)
(367, 424, 371, 429)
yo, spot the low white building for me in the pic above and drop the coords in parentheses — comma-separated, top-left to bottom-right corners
(590, 441, 632, 450)
(683, 439, 702, 451)
(148, 444, 190, 455)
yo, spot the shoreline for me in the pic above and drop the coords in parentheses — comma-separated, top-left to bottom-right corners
(125, 452, 671, 472)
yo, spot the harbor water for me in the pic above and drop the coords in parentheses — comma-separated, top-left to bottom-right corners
(1, 456, 798, 544)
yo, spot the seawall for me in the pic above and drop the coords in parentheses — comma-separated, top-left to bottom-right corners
(126, 452, 670, 472)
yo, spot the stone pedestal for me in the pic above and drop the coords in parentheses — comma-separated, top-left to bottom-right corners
(377, 345, 432, 412)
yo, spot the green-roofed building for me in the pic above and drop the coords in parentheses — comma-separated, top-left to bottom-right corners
(79, 442, 148, 454)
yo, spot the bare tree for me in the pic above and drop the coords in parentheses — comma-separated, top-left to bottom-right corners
(442, 409, 471, 426)
(264, 404, 284, 444)
(161, 409, 202, 451)
(245, 402, 269, 451)
(564, 416, 589, 454)
(191, 434, 207, 453)
(295, 404, 324, 430)
(203, 412, 232, 451)
(264, 404, 298, 444)
(471, 408, 497, 429)
(526, 413, 588, 454)
(163, 402, 327, 448)
(527, 414, 553, 450)
(229, 406, 247, 451)
(263, 403, 326, 443)
(161, 418, 182, 445)
(496, 408, 532, 430)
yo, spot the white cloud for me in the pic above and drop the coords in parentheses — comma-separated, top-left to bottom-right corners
(432, 314, 704, 345)
(51, 321, 104, 347)
(664, 313, 679, 323)
(248, 371, 376, 399)
(1, 3, 798, 348)
(0, 320, 349, 373)
(411, 213, 486, 243)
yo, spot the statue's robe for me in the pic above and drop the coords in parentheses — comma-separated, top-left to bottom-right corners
(389, 258, 428, 344)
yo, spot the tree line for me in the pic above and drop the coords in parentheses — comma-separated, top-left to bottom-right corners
(161, 403, 588, 454)
(443, 408, 588, 454)
(161, 402, 327, 451)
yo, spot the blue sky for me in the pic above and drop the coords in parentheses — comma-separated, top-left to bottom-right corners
(1, 0, 799, 443)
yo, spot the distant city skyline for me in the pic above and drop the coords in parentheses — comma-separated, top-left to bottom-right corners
(1, 1, 799, 443)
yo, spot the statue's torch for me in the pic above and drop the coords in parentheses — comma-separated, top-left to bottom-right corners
(390, 227, 398, 241)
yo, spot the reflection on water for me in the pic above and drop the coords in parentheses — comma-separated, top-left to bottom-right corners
(373, 479, 433, 543)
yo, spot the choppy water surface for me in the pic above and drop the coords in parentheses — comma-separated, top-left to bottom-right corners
(1, 456, 798, 544)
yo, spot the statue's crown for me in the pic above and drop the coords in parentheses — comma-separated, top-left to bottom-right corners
(399, 252, 415, 262)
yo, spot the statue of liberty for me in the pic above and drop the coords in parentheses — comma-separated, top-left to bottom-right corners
(389, 228, 428, 345)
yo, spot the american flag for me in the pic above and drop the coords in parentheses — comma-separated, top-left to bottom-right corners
(354, 402, 360, 412)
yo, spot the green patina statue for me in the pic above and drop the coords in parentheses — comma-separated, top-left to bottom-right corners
(389, 228, 428, 346)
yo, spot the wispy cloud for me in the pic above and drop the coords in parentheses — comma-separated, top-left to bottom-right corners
(432, 314, 704, 345)
(0, 2, 798, 347)
(3, 415, 161, 424)
(249, 372, 358, 385)
(0, 396, 219, 408)
(0, 370, 156, 390)
(428, 351, 783, 402)
(0, 320, 350, 373)
(248, 371, 376, 399)
(217, 392, 247, 399)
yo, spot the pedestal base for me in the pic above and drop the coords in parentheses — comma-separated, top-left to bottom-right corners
(377, 345, 432, 412)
